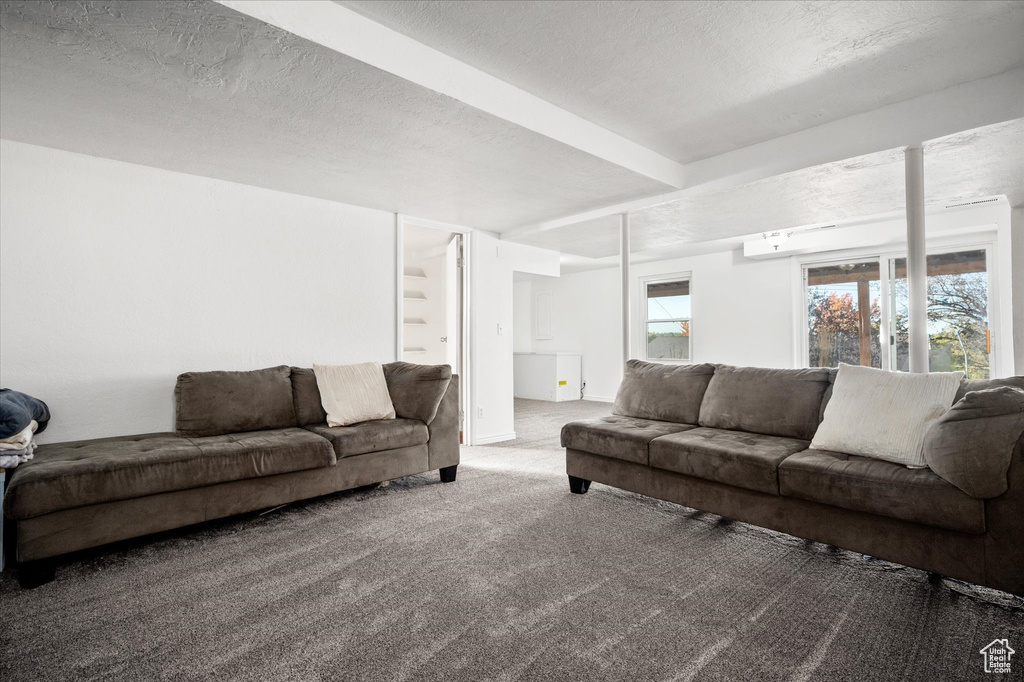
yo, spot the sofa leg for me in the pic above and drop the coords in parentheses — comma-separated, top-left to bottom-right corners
(568, 475, 591, 494)
(18, 558, 56, 589)
(440, 465, 458, 483)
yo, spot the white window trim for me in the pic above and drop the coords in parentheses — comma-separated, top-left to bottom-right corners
(638, 271, 693, 364)
(794, 233, 1002, 375)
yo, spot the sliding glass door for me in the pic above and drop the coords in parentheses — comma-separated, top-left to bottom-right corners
(806, 262, 882, 368)
(888, 249, 991, 378)
(804, 247, 992, 376)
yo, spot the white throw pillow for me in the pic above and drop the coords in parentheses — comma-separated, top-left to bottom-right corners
(313, 362, 396, 427)
(810, 364, 962, 467)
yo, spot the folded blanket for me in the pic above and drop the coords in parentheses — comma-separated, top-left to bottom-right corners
(0, 421, 36, 450)
(0, 454, 23, 468)
(0, 389, 50, 439)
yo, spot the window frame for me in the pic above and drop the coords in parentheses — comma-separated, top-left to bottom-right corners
(796, 238, 998, 374)
(638, 272, 693, 364)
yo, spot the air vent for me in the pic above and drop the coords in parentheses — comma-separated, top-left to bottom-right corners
(944, 198, 998, 209)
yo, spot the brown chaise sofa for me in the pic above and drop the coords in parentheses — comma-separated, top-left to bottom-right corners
(562, 361, 1024, 595)
(3, 362, 459, 588)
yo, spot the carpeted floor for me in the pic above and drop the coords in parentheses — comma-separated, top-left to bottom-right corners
(1, 399, 1021, 681)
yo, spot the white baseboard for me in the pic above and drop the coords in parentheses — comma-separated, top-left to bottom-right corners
(582, 395, 615, 403)
(473, 432, 516, 445)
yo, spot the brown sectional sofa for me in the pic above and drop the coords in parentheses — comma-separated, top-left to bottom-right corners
(3, 362, 459, 588)
(563, 361, 1024, 595)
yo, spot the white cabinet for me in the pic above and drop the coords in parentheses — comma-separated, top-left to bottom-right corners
(513, 352, 581, 402)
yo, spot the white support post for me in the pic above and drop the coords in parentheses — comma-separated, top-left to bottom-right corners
(905, 145, 928, 373)
(395, 213, 403, 362)
(620, 213, 631, 367)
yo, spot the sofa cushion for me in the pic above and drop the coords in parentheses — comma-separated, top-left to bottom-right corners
(383, 362, 453, 424)
(561, 416, 695, 465)
(305, 418, 428, 459)
(955, 375, 1024, 402)
(612, 360, 716, 425)
(290, 367, 328, 427)
(650, 427, 809, 494)
(923, 387, 1024, 498)
(698, 366, 831, 440)
(3, 428, 336, 520)
(314, 363, 396, 426)
(779, 449, 985, 534)
(175, 365, 297, 437)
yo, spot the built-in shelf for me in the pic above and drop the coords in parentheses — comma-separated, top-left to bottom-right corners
(403, 291, 427, 301)
(403, 318, 427, 326)
(403, 267, 427, 280)
(403, 347, 427, 354)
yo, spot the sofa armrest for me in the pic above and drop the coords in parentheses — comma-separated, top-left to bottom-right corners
(427, 375, 460, 471)
(983, 433, 1024, 594)
(382, 362, 452, 424)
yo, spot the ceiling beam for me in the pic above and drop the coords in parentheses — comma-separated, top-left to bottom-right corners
(215, 0, 687, 189)
(503, 67, 1024, 240)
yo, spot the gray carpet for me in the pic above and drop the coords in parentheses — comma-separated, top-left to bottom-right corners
(1, 398, 1021, 681)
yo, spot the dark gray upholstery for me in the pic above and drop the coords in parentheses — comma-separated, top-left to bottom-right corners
(649, 427, 809, 494)
(779, 449, 984, 534)
(5, 364, 461, 571)
(428, 375, 461, 471)
(14, 445, 429, 563)
(698, 365, 832, 440)
(383, 362, 452, 424)
(175, 365, 297, 437)
(924, 387, 1024, 498)
(305, 418, 428, 459)
(290, 367, 327, 427)
(612, 360, 715, 424)
(561, 416, 694, 465)
(4, 429, 335, 520)
(954, 375, 1024, 402)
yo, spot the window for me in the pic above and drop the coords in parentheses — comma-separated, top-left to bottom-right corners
(644, 278, 691, 361)
(889, 249, 990, 378)
(803, 247, 992, 377)
(806, 261, 881, 368)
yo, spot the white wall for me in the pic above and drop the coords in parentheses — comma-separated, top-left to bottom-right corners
(512, 279, 533, 353)
(532, 252, 791, 402)
(540, 203, 1019, 403)
(469, 233, 559, 443)
(0, 141, 397, 443)
(1013, 206, 1024, 373)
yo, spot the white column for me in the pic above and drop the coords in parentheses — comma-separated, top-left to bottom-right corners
(395, 213, 404, 362)
(905, 145, 928, 373)
(620, 213, 631, 366)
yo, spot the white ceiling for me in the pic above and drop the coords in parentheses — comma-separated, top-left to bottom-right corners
(512, 118, 1024, 260)
(0, 0, 670, 230)
(340, 0, 1024, 164)
(1, 0, 1020, 255)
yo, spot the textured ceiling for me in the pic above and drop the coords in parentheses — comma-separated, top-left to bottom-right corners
(0, 0, 670, 230)
(511, 119, 1024, 259)
(340, 0, 1024, 165)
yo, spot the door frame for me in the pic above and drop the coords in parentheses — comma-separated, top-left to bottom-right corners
(396, 214, 473, 445)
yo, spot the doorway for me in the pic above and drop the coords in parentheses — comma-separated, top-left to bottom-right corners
(399, 220, 468, 441)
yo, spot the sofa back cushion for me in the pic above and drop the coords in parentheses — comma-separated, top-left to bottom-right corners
(613, 360, 715, 425)
(290, 367, 328, 426)
(175, 365, 297, 437)
(955, 376, 1024, 402)
(698, 365, 832, 440)
(924, 386, 1024, 498)
(383, 362, 453, 424)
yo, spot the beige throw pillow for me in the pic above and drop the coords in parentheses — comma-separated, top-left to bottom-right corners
(313, 362, 396, 427)
(810, 364, 962, 467)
